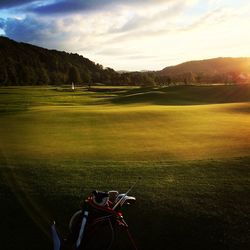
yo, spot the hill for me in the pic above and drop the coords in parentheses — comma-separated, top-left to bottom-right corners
(1, 36, 250, 86)
(0, 36, 118, 85)
(158, 58, 250, 84)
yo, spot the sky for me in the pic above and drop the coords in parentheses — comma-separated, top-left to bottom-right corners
(0, 0, 250, 71)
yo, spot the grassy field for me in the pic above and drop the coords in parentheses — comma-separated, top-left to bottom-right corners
(0, 85, 250, 250)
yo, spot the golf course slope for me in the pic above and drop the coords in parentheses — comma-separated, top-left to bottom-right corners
(0, 84, 250, 250)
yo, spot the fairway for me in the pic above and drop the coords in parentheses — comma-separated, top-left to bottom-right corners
(0, 85, 250, 250)
(1, 85, 250, 161)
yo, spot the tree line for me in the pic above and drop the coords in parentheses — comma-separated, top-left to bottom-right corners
(0, 37, 249, 86)
(0, 37, 160, 86)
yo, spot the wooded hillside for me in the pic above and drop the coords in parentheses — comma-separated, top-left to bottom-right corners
(0, 36, 118, 85)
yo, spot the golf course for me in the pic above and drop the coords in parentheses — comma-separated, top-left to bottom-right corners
(0, 84, 250, 250)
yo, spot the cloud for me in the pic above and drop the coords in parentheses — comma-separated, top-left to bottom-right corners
(1, 0, 250, 70)
(0, 18, 6, 29)
(0, 1, 229, 56)
(30, 0, 173, 15)
(0, 0, 36, 9)
(103, 2, 244, 46)
(0, 1, 181, 47)
(31, 0, 98, 14)
(0, 14, 109, 50)
(108, 1, 190, 34)
(0, 16, 53, 43)
(0, 0, 196, 46)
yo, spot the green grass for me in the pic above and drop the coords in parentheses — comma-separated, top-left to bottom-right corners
(0, 85, 250, 250)
(1, 85, 250, 161)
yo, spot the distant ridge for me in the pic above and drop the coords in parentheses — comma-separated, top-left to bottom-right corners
(158, 57, 250, 84)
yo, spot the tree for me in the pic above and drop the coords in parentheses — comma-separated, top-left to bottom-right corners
(155, 75, 172, 86)
(81, 69, 91, 83)
(182, 72, 195, 85)
(37, 67, 50, 84)
(7, 63, 18, 85)
(0, 66, 7, 85)
(142, 73, 156, 86)
(68, 66, 81, 84)
(18, 64, 29, 84)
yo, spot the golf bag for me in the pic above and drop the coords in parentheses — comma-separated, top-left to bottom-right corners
(51, 190, 137, 250)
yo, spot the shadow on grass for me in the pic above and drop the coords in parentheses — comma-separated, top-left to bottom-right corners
(0, 106, 30, 116)
(226, 105, 250, 114)
(0, 157, 249, 250)
(110, 85, 250, 106)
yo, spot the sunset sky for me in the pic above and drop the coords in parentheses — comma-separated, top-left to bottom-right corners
(0, 0, 249, 71)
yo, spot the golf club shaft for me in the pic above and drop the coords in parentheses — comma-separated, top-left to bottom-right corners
(113, 178, 140, 210)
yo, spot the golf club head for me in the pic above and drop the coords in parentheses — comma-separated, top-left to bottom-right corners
(108, 190, 119, 202)
(115, 194, 136, 207)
